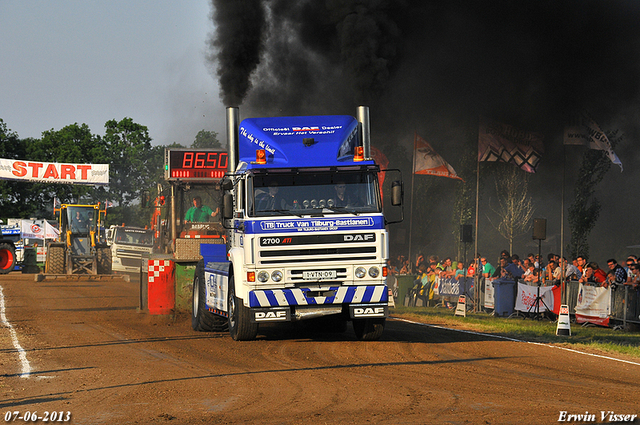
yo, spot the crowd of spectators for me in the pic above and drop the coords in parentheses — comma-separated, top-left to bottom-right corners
(388, 251, 640, 292)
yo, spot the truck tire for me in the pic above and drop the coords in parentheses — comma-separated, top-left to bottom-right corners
(228, 275, 258, 341)
(47, 246, 65, 275)
(97, 247, 112, 274)
(0, 243, 16, 274)
(352, 318, 385, 341)
(192, 260, 227, 332)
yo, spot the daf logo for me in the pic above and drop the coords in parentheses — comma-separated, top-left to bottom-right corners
(255, 311, 287, 321)
(344, 234, 374, 242)
(354, 307, 385, 316)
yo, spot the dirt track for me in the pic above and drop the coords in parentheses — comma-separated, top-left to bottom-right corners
(1, 273, 639, 424)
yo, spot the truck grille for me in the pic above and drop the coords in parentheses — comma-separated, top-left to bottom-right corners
(122, 258, 144, 267)
(260, 246, 376, 264)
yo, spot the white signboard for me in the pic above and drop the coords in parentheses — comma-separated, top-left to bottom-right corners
(0, 158, 109, 185)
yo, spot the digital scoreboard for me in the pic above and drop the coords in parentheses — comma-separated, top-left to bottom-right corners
(164, 148, 228, 181)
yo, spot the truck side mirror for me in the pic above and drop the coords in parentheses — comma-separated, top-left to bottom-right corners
(391, 181, 403, 206)
(223, 193, 234, 219)
(221, 179, 234, 191)
(141, 190, 150, 208)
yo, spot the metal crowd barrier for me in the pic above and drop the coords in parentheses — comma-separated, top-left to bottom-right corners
(610, 284, 640, 326)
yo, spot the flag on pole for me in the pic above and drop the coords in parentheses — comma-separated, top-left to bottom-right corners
(478, 117, 544, 173)
(413, 133, 463, 181)
(370, 146, 389, 200)
(563, 112, 622, 171)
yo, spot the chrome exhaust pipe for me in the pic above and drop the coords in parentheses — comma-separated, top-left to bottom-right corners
(226, 107, 239, 172)
(357, 105, 371, 160)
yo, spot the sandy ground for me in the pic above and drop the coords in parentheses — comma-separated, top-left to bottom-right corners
(1, 273, 639, 424)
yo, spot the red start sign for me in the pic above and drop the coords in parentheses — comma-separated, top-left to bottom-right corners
(0, 158, 109, 185)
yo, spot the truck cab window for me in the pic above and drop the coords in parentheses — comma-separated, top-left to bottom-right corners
(250, 171, 380, 217)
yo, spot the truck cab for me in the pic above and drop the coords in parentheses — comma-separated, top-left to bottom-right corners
(107, 225, 155, 273)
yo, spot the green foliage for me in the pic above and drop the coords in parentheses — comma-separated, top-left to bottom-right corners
(192, 130, 222, 149)
(103, 118, 152, 207)
(0, 117, 226, 227)
(567, 131, 620, 259)
(0, 120, 36, 218)
(33, 123, 104, 206)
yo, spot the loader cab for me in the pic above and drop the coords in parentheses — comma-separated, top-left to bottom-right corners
(46, 203, 111, 275)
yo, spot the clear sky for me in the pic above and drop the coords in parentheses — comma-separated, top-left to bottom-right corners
(0, 0, 226, 146)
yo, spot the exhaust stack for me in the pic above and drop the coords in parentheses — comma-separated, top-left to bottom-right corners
(226, 107, 239, 172)
(357, 106, 371, 160)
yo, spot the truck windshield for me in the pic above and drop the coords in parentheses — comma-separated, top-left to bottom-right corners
(114, 228, 154, 246)
(250, 170, 381, 217)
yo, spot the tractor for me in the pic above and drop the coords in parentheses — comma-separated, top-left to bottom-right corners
(0, 226, 17, 274)
(45, 203, 112, 274)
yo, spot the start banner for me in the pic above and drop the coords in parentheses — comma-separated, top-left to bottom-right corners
(0, 158, 109, 185)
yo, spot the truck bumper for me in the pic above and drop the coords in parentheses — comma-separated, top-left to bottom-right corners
(248, 285, 388, 308)
(249, 302, 389, 323)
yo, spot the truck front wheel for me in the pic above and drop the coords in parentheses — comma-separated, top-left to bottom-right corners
(228, 275, 258, 341)
(352, 318, 385, 341)
(192, 260, 227, 332)
(0, 243, 15, 274)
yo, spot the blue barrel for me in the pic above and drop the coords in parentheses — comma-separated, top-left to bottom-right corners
(493, 279, 516, 317)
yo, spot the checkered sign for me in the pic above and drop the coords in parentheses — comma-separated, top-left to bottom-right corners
(148, 260, 172, 282)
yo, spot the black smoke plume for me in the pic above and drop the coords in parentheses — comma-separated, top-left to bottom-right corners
(208, 0, 266, 106)
(209, 0, 640, 125)
(208, 0, 640, 261)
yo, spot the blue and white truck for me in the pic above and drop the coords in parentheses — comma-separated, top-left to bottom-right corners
(191, 106, 403, 341)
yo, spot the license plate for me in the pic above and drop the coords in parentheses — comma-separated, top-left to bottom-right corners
(303, 270, 336, 280)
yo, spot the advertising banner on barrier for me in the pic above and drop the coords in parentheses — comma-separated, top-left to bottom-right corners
(515, 283, 561, 314)
(437, 277, 461, 297)
(0, 158, 109, 185)
(435, 277, 474, 298)
(575, 283, 611, 326)
(484, 278, 495, 309)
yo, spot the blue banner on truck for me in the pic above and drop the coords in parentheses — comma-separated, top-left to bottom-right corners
(240, 216, 384, 234)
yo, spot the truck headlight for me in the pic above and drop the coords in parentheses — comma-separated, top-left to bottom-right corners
(257, 271, 269, 282)
(368, 267, 380, 278)
(271, 270, 283, 282)
(355, 267, 366, 278)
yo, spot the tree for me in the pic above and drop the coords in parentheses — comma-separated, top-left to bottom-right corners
(450, 150, 475, 260)
(566, 131, 620, 259)
(102, 118, 153, 206)
(0, 120, 37, 219)
(487, 165, 535, 254)
(192, 130, 222, 149)
(29, 123, 105, 208)
(101, 118, 155, 226)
